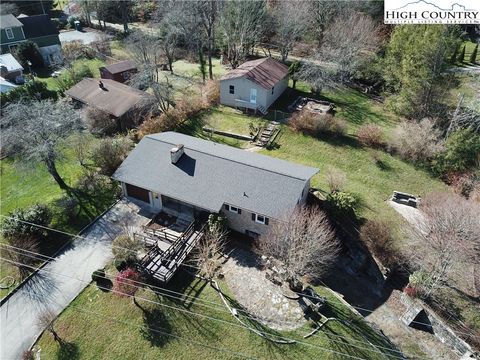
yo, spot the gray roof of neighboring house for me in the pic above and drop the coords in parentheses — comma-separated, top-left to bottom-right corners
(101, 60, 137, 74)
(65, 78, 150, 118)
(18, 14, 59, 38)
(0, 14, 23, 29)
(0, 53, 23, 72)
(112, 132, 319, 218)
(220, 57, 289, 89)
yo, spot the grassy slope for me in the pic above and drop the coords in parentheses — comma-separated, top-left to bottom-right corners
(36, 271, 399, 359)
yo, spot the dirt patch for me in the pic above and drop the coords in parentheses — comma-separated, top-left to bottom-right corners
(221, 248, 306, 331)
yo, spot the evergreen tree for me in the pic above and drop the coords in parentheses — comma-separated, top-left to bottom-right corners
(457, 44, 466, 62)
(450, 44, 459, 64)
(470, 43, 478, 64)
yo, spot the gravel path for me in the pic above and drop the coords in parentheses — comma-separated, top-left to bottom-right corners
(222, 249, 306, 331)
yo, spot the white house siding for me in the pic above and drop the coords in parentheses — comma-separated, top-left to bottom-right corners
(220, 77, 268, 110)
(265, 76, 288, 108)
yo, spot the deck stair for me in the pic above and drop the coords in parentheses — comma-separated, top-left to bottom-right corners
(140, 221, 207, 283)
(257, 121, 280, 147)
(256, 105, 268, 115)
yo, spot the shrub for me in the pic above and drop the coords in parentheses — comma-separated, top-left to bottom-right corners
(432, 129, 480, 175)
(1, 236, 40, 279)
(403, 285, 418, 298)
(74, 170, 120, 200)
(14, 40, 43, 67)
(1, 204, 52, 240)
(443, 171, 477, 198)
(53, 195, 79, 221)
(360, 220, 399, 267)
(21, 350, 35, 360)
(356, 124, 384, 148)
(55, 64, 94, 93)
(90, 137, 133, 176)
(0, 81, 57, 108)
(388, 118, 444, 163)
(290, 110, 345, 136)
(85, 107, 116, 136)
(113, 268, 141, 297)
(92, 268, 106, 282)
(112, 234, 141, 265)
(327, 191, 357, 214)
(204, 80, 220, 105)
(325, 168, 346, 193)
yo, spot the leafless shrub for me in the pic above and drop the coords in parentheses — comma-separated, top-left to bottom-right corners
(1, 237, 40, 280)
(388, 118, 444, 163)
(192, 223, 228, 280)
(21, 350, 34, 360)
(37, 309, 63, 343)
(405, 192, 480, 296)
(257, 206, 340, 282)
(69, 132, 90, 167)
(203, 80, 220, 105)
(360, 220, 400, 267)
(325, 168, 346, 193)
(289, 110, 345, 136)
(356, 124, 384, 148)
(90, 136, 133, 176)
(112, 234, 141, 265)
(85, 107, 116, 136)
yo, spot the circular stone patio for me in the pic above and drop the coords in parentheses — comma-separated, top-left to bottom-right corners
(221, 248, 306, 331)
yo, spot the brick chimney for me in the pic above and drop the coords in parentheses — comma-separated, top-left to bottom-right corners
(99, 80, 106, 90)
(170, 144, 184, 164)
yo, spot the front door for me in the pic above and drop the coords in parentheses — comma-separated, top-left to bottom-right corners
(249, 88, 257, 104)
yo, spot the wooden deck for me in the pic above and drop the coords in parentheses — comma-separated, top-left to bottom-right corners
(139, 220, 207, 283)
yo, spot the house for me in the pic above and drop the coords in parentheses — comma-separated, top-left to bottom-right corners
(0, 14, 61, 66)
(0, 53, 24, 83)
(65, 78, 151, 119)
(220, 57, 289, 115)
(17, 14, 62, 66)
(112, 131, 318, 238)
(99, 60, 137, 83)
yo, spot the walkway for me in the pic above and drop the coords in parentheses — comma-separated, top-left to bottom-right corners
(0, 199, 147, 359)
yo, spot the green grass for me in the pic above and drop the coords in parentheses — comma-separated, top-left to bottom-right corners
(35, 271, 399, 359)
(458, 40, 479, 65)
(36, 58, 106, 91)
(203, 106, 266, 135)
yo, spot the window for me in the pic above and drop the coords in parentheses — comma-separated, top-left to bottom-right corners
(251, 213, 269, 225)
(5, 28, 14, 40)
(229, 85, 235, 94)
(271, 87, 274, 95)
(224, 204, 241, 214)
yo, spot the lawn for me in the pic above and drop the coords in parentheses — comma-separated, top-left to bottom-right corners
(203, 106, 266, 136)
(35, 270, 400, 359)
(0, 133, 116, 299)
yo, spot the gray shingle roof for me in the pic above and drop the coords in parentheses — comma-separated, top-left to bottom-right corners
(18, 14, 59, 38)
(112, 132, 318, 218)
(101, 60, 137, 74)
(0, 14, 23, 29)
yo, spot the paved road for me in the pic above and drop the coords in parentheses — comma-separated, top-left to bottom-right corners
(0, 199, 145, 359)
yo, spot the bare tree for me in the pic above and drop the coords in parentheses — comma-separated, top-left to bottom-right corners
(272, 1, 309, 62)
(38, 309, 63, 343)
(192, 222, 228, 280)
(405, 192, 480, 296)
(196, 0, 218, 79)
(1, 237, 40, 280)
(126, 30, 162, 83)
(301, 10, 379, 90)
(1, 100, 82, 190)
(219, 0, 267, 68)
(307, 0, 345, 47)
(257, 206, 339, 283)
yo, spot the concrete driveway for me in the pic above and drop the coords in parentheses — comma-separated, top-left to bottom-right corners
(0, 199, 148, 359)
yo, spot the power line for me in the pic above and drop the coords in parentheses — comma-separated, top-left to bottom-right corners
(1, 243, 413, 357)
(1, 256, 397, 360)
(2, 216, 474, 343)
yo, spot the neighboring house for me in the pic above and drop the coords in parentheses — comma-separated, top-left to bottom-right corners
(0, 53, 24, 83)
(17, 14, 61, 66)
(0, 14, 25, 53)
(112, 131, 318, 238)
(65, 78, 151, 119)
(0, 14, 61, 66)
(0, 77, 18, 93)
(220, 57, 289, 115)
(99, 60, 137, 83)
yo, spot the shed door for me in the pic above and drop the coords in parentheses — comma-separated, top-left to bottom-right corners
(125, 183, 150, 203)
(249, 88, 257, 104)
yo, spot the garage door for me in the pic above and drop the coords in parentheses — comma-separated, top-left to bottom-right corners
(125, 184, 150, 203)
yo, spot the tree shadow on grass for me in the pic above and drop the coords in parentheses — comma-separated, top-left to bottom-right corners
(140, 307, 173, 347)
(56, 341, 79, 360)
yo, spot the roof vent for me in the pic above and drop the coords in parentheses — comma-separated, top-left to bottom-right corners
(170, 144, 184, 164)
